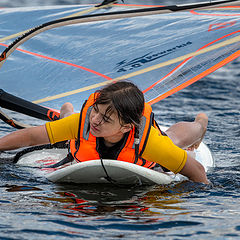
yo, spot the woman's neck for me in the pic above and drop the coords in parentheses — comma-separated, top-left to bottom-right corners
(103, 133, 124, 147)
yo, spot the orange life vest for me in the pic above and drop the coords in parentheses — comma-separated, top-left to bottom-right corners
(69, 93, 161, 169)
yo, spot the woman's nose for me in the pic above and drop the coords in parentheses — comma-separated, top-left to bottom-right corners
(92, 113, 102, 125)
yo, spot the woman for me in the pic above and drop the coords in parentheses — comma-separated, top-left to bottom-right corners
(0, 81, 208, 183)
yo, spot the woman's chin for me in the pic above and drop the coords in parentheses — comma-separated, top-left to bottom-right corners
(90, 128, 100, 137)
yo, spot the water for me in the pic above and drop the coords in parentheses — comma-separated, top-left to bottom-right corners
(1, 1, 240, 239)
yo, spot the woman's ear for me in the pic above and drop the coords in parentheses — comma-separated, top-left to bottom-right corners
(120, 123, 133, 133)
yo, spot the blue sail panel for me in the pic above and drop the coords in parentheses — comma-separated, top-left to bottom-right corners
(0, 3, 239, 111)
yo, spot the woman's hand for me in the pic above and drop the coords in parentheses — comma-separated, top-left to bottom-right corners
(179, 153, 209, 184)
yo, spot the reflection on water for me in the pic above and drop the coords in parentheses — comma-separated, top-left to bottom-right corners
(5, 185, 42, 192)
(4, 181, 201, 219)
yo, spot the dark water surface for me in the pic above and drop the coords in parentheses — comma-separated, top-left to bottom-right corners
(0, 1, 240, 239)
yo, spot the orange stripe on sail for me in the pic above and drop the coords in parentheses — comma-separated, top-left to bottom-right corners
(148, 50, 240, 105)
(0, 43, 112, 80)
(190, 9, 240, 16)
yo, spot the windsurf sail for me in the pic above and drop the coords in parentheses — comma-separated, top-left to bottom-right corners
(0, 0, 240, 127)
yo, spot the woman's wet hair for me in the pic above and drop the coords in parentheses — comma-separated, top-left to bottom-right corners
(94, 80, 145, 127)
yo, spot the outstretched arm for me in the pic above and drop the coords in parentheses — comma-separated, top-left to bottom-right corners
(0, 102, 75, 152)
(179, 154, 209, 184)
(0, 125, 50, 151)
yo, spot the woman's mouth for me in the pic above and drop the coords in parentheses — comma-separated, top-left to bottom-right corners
(90, 124, 99, 132)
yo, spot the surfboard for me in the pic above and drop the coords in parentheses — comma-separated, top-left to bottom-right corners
(16, 140, 214, 185)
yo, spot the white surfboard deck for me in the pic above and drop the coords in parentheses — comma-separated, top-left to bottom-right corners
(16, 140, 214, 185)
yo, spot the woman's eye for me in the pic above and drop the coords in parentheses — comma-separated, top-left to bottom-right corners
(93, 106, 98, 112)
(103, 117, 110, 123)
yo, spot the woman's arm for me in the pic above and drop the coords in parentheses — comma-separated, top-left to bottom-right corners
(0, 111, 80, 151)
(179, 154, 208, 184)
(143, 126, 208, 184)
(0, 125, 50, 151)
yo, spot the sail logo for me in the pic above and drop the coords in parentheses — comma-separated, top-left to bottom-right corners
(115, 41, 192, 73)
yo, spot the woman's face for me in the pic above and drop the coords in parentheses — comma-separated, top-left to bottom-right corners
(89, 104, 131, 143)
